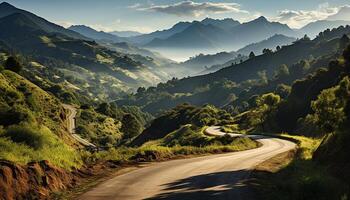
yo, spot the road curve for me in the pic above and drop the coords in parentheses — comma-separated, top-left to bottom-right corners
(78, 127, 295, 200)
(62, 104, 96, 148)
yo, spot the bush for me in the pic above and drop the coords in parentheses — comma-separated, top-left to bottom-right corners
(4, 125, 45, 149)
(4, 56, 22, 73)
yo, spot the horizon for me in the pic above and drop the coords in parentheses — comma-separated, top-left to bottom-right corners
(1, 0, 350, 33)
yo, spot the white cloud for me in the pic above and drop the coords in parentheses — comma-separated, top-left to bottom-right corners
(273, 3, 340, 28)
(137, 1, 248, 17)
(128, 3, 142, 9)
(327, 5, 350, 20)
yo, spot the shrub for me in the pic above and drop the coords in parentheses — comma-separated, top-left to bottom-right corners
(4, 56, 22, 73)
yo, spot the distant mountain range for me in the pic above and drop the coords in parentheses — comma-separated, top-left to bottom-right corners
(143, 16, 295, 51)
(181, 34, 296, 73)
(123, 15, 349, 59)
(69, 25, 124, 43)
(110, 30, 142, 37)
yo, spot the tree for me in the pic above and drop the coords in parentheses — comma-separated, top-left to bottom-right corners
(276, 45, 281, 51)
(311, 77, 350, 132)
(121, 114, 143, 140)
(343, 44, 350, 69)
(274, 64, 290, 79)
(340, 34, 350, 50)
(262, 48, 273, 55)
(275, 84, 291, 99)
(257, 70, 268, 85)
(302, 34, 311, 41)
(4, 56, 22, 73)
(137, 87, 146, 94)
(249, 51, 255, 59)
(257, 93, 281, 107)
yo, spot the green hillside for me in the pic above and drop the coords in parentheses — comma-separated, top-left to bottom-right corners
(0, 11, 171, 102)
(117, 31, 349, 114)
(0, 69, 81, 169)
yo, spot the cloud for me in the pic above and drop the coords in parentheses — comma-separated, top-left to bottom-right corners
(273, 3, 340, 28)
(327, 5, 350, 20)
(128, 3, 142, 9)
(137, 1, 248, 17)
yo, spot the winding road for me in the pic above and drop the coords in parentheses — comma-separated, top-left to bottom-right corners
(62, 104, 96, 148)
(78, 127, 295, 200)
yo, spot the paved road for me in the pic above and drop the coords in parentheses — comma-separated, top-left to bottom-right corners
(62, 104, 96, 148)
(205, 126, 244, 137)
(78, 127, 295, 200)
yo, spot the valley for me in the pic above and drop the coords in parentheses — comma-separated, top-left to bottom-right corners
(0, 1, 350, 200)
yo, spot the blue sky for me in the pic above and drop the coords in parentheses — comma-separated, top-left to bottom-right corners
(2, 0, 350, 33)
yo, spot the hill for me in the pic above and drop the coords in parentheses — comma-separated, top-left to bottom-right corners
(300, 20, 350, 38)
(0, 2, 87, 40)
(117, 27, 349, 114)
(236, 34, 296, 56)
(69, 25, 124, 43)
(0, 7, 173, 102)
(181, 52, 237, 70)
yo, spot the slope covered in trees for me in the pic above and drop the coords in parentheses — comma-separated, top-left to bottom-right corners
(117, 30, 349, 114)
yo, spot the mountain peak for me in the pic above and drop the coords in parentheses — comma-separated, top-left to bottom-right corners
(0, 2, 15, 8)
(255, 16, 269, 22)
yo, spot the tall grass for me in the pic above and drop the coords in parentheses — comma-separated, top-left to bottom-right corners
(0, 124, 82, 170)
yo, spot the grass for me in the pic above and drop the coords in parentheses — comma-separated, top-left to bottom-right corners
(84, 138, 259, 164)
(0, 124, 82, 170)
(279, 134, 322, 159)
(82, 125, 260, 164)
(220, 124, 247, 134)
(253, 133, 349, 200)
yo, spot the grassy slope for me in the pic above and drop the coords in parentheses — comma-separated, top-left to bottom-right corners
(0, 70, 81, 169)
(253, 134, 348, 200)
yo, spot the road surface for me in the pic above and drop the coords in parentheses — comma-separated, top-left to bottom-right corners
(62, 104, 96, 148)
(205, 126, 244, 137)
(79, 127, 295, 200)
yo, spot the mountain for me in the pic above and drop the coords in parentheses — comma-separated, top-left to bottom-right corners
(179, 34, 295, 74)
(300, 20, 350, 38)
(0, 2, 87, 40)
(144, 16, 296, 53)
(110, 30, 142, 37)
(236, 34, 296, 55)
(128, 21, 192, 45)
(229, 16, 296, 48)
(181, 51, 237, 70)
(69, 25, 123, 43)
(201, 17, 240, 30)
(145, 22, 229, 49)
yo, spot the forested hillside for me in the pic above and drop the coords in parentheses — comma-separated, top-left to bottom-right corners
(117, 27, 350, 114)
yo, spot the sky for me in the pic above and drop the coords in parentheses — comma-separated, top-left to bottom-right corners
(2, 0, 350, 33)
